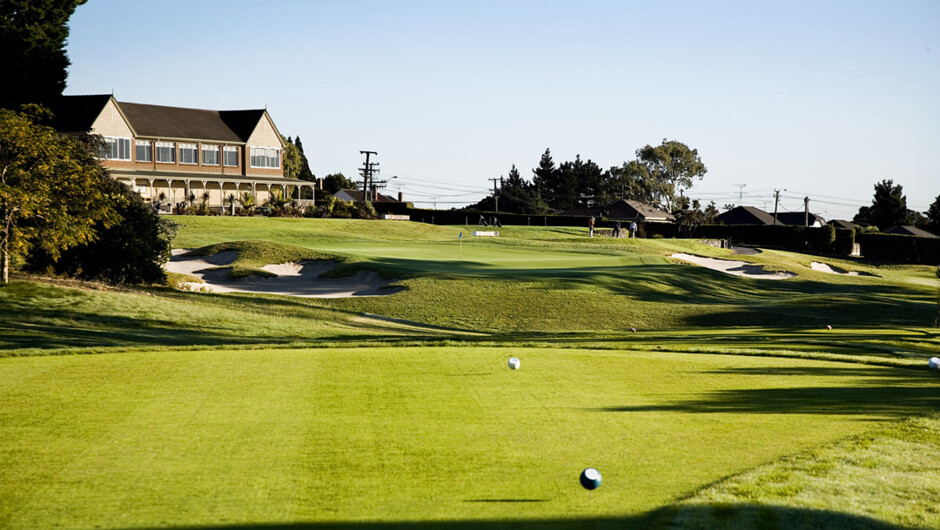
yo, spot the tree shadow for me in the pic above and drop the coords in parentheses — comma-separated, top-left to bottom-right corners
(126, 504, 910, 529)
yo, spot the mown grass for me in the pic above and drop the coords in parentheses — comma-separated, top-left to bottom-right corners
(1, 347, 937, 528)
(167, 217, 938, 332)
(2, 216, 938, 528)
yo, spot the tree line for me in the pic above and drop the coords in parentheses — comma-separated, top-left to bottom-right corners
(465, 140, 709, 217)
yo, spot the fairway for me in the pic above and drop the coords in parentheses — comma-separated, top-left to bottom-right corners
(2, 217, 939, 529)
(1, 347, 937, 528)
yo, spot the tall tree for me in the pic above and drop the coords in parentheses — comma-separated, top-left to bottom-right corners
(293, 136, 315, 182)
(606, 160, 657, 205)
(0, 109, 119, 283)
(531, 148, 555, 197)
(925, 194, 940, 235)
(861, 179, 908, 230)
(0, 0, 86, 111)
(633, 139, 707, 211)
(281, 136, 302, 179)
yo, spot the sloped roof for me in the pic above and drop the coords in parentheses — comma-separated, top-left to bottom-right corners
(623, 199, 674, 220)
(53, 95, 270, 144)
(776, 212, 826, 226)
(50, 94, 111, 133)
(716, 206, 776, 225)
(336, 189, 399, 203)
(828, 219, 858, 229)
(120, 101, 249, 142)
(883, 226, 939, 238)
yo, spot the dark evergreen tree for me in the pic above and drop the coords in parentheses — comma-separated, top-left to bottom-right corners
(926, 194, 940, 235)
(293, 136, 315, 182)
(1, 0, 86, 111)
(859, 179, 909, 230)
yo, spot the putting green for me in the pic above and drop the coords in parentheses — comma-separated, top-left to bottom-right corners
(1, 346, 936, 527)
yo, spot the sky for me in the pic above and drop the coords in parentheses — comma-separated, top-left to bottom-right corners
(64, 0, 939, 219)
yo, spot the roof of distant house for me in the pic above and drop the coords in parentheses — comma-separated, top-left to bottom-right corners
(776, 211, 826, 226)
(715, 206, 776, 225)
(883, 225, 940, 238)
(828, 219, 859, 229)
(561, 199, 673, 221)
(335, 189, 399, 203)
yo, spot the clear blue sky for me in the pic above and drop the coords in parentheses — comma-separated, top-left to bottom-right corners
(65, 0, 939, 219)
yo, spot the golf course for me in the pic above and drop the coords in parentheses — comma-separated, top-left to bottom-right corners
(1, 216, 938, 529)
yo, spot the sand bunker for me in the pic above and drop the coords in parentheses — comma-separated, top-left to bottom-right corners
(671, 253, 796, 280)
(810, 262, 875, 277)
(165, 250, 402, 298)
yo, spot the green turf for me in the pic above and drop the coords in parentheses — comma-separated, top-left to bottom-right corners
(1, 347, 937, 528)
(2, 216, 939, 529)
(166, 217, 938, 332)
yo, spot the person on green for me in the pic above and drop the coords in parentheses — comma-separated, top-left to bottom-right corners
(588, 216, 595, 237)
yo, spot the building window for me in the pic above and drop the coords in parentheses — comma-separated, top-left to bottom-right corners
(155, 141, 176, 163)
(250, 147, 280, 169)
(179, 143, 197, 165)
(135, 140, 152, 162)
(223, 146, 238, 167)
(100, 137, 131, 160)
(202, 144, 220, 166)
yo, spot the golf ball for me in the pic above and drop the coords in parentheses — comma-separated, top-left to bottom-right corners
(929, 357, 939, 370)
(508, 357, 521, 370)
(580, 467, 602, 490)
(826, 325, 832, 330)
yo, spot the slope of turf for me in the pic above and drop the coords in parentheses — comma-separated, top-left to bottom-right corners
(168, 216, 938, 332)
(1, 347, 937, 528)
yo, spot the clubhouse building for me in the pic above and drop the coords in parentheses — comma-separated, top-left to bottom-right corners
(52, 95, 314, 211)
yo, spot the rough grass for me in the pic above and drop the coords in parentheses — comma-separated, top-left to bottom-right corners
(658, 414, 940, 529)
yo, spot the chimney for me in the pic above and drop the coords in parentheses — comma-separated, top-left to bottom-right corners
(398, 191, 403, 202)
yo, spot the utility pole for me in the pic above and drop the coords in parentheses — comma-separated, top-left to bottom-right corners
(773, 189, 781, 225)
(358, 150, 378, 202)
(733, 184, 746, 205)
(488, 177, 502, 213)
(804, 196, 810, 227)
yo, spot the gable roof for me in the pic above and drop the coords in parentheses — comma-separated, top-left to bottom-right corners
(883, 226, 939, 238)
(613, 199, 674, 221)
(828, 219, 858, 230)
(776, 211, 826, 226)
(53, 95, 273, 145)
(716, 206, 776, 225)
(50, 94, 112, 133)
(335, 189, 399, 203)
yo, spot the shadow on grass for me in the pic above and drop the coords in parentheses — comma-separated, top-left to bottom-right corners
(359, 258, 935, 328)
(133, 504, 908, 529)
(595, 382, 940, 417)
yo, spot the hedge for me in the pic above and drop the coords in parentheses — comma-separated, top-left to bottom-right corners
(855, 233, 940, 264)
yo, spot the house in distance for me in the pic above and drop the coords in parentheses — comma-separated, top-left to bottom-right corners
(52, 95, 315, 212)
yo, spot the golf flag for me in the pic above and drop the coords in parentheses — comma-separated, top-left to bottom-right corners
(459, 232, 462, 240)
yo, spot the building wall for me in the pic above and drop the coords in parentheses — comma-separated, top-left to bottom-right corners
(90, 99, 133, 138)
(245, 113, 284, 178)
